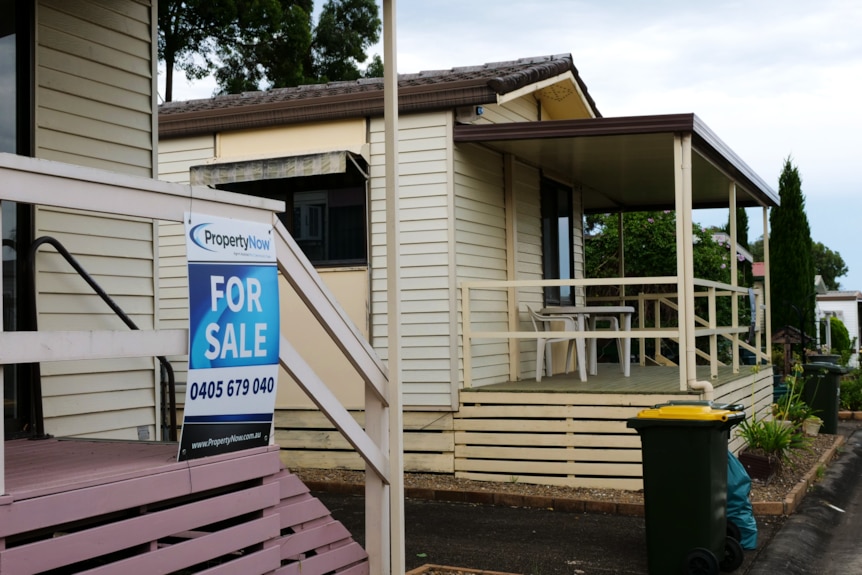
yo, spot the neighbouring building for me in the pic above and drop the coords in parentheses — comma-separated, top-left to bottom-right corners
(159, 53, 779, 490)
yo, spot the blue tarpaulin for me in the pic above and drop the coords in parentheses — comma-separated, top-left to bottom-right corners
(728, 451, 758, 549)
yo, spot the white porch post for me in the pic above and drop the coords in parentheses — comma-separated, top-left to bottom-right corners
(504, 155, 519, 380)
(729, 183, 740, 373)
(763, 207, 772, 361)
(380, 1, 405, 574)
(0, 202, 5, 496)
(674, 134, 697, 392)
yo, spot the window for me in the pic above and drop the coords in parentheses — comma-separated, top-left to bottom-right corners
(541, 177, 574, 306)
(218, 169, 368, 267)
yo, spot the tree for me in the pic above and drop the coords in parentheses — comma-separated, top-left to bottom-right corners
(812, 241, 847, 290)
(769, 158, 815, 337)
(158, 0, 381, 102)
(363, 54, 385, 78)
(158, 0, 237, 102)
(585, 210, 746, 361)
(214, 1, 314, 93)
(725, 207, 752, 285)
(749, 236, 763, 262)
(585, 211, 742, 285)
(311, 0, 381, 82)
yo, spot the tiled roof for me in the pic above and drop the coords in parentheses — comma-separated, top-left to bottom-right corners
(159, 54, 598, 138)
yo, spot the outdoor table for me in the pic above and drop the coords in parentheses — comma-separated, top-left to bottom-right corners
(541, 306, 634, 377)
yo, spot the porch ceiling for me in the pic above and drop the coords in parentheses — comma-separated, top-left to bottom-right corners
(453, 113, 779, 213)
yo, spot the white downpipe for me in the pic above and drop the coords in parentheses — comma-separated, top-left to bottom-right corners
(690, 379, 715, 401)
(676, 134, 713, 400)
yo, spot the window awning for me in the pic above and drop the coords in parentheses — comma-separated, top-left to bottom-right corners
(190, 150, 367, 187)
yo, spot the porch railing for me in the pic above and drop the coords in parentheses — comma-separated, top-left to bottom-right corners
(0, 153, 391, 521)
(460, 276, 767, 391)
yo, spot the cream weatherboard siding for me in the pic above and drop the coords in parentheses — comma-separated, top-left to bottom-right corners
(36, 207, 159, 439)
(476, 96, 539, 124)
(31, 0, 160, 439)
(155, 135, 216, 402)
(511, 160, 545, 380)
(36, 0, 155, 176)
(453, 143, 509, 387)
(156, 129, 372, 412)
(158, 135, 215, 183)
(369, 112, 456, 408)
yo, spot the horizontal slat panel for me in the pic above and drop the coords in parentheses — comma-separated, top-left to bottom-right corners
(275, 429, 453, 453)
(274, 409, 453, 431)
(454, 418, 630, 433)
(280, 450, 452, 474)
(454, 458, 643, 478)
(457, 445, 641, 463)
(280, 520, 352, 559)
(456, 471, 643, 492)
(275, 541, 368, 575)
(79, 515, 281, 575)
(456, 404, 643, 419)
(0, 484, 280, 574)
(456, 431, 641, 449)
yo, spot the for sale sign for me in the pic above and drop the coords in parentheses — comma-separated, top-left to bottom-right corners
(178, 213, 279, 461)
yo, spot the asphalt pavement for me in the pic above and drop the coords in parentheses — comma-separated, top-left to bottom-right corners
(315, 421, 862, 574)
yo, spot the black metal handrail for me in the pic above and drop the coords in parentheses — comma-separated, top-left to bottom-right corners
(26, 236, 177, 441)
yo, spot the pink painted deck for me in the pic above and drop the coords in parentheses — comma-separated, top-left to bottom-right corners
(0, 439, 368, 575)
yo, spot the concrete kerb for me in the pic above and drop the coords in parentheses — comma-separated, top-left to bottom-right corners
(302, 434, 846, 518)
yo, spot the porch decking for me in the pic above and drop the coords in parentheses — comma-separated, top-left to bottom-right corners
(1, 439, 368, 575)
(475, 363, 756, 394)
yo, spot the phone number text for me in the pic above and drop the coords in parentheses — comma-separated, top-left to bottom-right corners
(188, 377, 275, 400)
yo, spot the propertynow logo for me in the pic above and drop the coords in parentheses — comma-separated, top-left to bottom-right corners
(189, 222, 271, 254)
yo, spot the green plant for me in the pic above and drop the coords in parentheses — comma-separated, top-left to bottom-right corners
(815, 463, 826, 481)
(773, 362, 816, 426)
(840, 371, 862, 411)
(736, 418, 798, 462)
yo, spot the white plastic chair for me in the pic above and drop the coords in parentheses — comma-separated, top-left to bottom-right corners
(526, 306, 586, 382)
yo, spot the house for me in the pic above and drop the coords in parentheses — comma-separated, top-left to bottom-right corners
(816, 290, 862, 367)
(0, 1, 379, 572)
(159, 53, 779, 490)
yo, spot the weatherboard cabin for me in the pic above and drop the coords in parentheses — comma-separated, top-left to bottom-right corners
(1, 1, 378, 572)
(158, 53, 779, 490)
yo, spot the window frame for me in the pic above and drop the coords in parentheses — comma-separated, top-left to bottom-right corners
(540, 177, 575, 307)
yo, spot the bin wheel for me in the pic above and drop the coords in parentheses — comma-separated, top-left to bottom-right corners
(726, 520, 742, 542)
(720, 536, 745, 572)
(684, 547, 719, 575)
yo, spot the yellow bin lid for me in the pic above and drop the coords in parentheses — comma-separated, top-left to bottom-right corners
(636, 404, 735, 421)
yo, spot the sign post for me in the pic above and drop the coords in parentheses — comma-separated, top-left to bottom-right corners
(178, 213, 279, 461)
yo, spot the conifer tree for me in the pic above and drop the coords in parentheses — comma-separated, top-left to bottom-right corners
(769, 158, 815, 339)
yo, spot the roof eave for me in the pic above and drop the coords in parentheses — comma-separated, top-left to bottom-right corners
(159, 81, 498, 139)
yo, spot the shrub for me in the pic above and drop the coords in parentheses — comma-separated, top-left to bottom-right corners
(736, 418, 803, 462)
(830, 316, 851, 353)
(840, 371, 862, 411)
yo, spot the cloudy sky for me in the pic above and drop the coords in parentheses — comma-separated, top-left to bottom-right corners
(164, 0, 862, 290)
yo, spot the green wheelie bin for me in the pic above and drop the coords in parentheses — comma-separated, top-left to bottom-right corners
(627, 403, 746, 575)
(802, 362, 847, 434)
